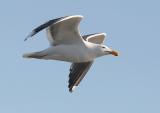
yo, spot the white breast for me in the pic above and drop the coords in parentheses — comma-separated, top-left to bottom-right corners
(42, 44, 94, 63)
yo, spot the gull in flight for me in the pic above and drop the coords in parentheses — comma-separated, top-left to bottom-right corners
(23, 15, 118, 92)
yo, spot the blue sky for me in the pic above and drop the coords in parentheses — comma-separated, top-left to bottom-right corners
(0, 0, 160, 113)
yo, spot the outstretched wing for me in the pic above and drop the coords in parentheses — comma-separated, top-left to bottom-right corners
(25, 15, 84, 45)
(68, 61, 93, 92)
(24, 16, 65, 41)
(68, 33, 106, 92)
(83, 33, 106, 44)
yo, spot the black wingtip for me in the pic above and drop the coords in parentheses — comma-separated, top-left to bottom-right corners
(24, 16, 67, 42)
(69, 89, 73, 93)
(69, 86, 76, 93)
(68, 85, 73, 93)
(24, 31, 35, 41)
(24, 37, 28, 41)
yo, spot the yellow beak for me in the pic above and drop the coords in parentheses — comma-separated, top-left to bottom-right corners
(110, 50, 119, 56)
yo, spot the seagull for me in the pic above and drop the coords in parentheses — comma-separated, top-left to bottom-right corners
(23, 15, 118, 92)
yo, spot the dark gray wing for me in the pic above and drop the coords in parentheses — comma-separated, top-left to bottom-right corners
(68, 61, 93, 92)
(24, 16, 67, 41)
(68, 33, 106, 92)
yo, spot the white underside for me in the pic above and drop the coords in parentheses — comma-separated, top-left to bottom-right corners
(23, 41, 101, 63)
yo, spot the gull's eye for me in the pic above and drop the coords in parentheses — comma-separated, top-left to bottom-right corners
(101, 46, 105, 49)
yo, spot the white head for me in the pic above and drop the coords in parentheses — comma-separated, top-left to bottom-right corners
(96, 44, 119, 57)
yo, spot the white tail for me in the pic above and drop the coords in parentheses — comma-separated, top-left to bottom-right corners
(23, 52, 46, 59)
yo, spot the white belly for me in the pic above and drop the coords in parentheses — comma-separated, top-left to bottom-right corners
(42, 45, 94, 63)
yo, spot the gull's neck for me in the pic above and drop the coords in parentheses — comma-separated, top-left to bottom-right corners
(84, 41, 103, 58)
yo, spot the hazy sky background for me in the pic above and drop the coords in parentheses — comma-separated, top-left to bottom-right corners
(0, 0, 160, 113)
